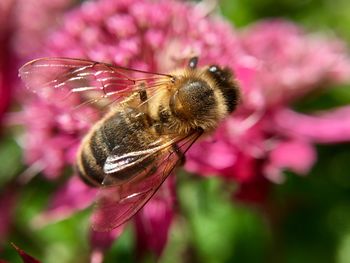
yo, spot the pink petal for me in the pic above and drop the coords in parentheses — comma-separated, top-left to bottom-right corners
(32, 176, 97, 227)
(90, 226, 124, 250)
(240, 20, 350, 107)
(274, 107, 350, 143)
(231, 152, 259, 183)
(90, 226, 124, 263)
(186, 140, 237, 175)
(134, 178, 175, 258)
(271, 140, 316, 173)
(264, 140, 316, 183)
(233, 61, 259, 94)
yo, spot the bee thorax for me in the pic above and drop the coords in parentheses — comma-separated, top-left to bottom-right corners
(166, 79, 225, 133)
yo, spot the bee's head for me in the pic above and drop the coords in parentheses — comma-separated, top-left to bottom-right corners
(207, 65, 240, 113)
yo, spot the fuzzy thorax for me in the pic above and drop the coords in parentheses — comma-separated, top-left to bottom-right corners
(148, 68, 232, 135)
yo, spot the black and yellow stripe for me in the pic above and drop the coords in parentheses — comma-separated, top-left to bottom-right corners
(77, 108, 156, 187)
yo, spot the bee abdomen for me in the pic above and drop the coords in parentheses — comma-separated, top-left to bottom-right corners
(77, 108, 156, 186)
(77, 148, 105, 186)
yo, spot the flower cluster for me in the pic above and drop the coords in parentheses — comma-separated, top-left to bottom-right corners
(10, 0, 74, 58)
(186, 20, 350, 201)
(0, 0, 73, 123)
(0, 0, 74, 247)
(15, 0, 350, 260)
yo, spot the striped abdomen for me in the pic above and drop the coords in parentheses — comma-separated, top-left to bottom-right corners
(77, 107, 156, 187)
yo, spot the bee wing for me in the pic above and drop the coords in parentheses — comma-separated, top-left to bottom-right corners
(19, 57, 173, 107)
(91, 131, 202, 231)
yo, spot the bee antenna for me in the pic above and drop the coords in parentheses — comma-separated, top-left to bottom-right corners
(188, 57, 198, 69)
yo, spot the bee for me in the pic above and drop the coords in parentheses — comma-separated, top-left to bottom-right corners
(19, 57, 240, 231)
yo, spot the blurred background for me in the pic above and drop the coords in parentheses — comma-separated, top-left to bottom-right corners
(1, 0, 350, 262)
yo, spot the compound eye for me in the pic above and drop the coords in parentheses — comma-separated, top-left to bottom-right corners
(209, 65, 219, 73)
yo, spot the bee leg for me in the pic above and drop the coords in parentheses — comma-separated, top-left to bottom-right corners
(138, 83, 150, 114)
(188, 57, 198, 69)
(138, 86, 147, 103)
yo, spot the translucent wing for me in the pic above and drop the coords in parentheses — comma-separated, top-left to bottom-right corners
(19, 57, 173, 107)
(91, 130, 203, 231)
(103, 135, 180, 179)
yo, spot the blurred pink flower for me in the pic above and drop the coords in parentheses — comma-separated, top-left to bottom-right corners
(20, 98, 97, 179)
(32, 177, 97, 227)
(186, 20, 350, 200)
(0, 0, 74, 121)
(0, 0, 74, 247)
(274, 107, 350, 143)
(11, 0, 74, 59)
(88, 178, 175, 261)
(134, 177, 175, 258)
(240, 20, 350, 109)
(90, 227, 124, 263)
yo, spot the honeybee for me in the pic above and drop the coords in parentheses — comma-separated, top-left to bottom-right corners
(19, 57, 240, 231)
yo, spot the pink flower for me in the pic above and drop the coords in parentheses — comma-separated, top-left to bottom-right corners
(0, 0, 74, 121)
(274, 107, 350, 143)
(0, 0, 74, 246)
(0, 0, 76, 168)
(90, 227, 124, 263)
(240, 20, 350, 109)
(20, 98, 97, 179)
(186, 20, 350, 199)
(11, 0, 74, 59)
(134, 177, 175, 258)
(32, 177, 97, 227)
